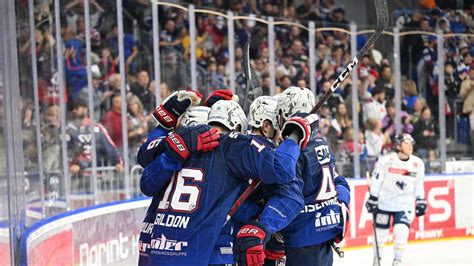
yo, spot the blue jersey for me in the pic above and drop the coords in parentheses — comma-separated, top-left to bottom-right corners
(146, 128, 300, 266)
(209, 135, 304, 264)
(281, 136, 349, 247)
(137, 126, 169, 168)
(250, 135, 305, 234)
(137, 126, 172, 265)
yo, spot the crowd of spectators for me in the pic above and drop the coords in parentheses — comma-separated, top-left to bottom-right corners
(14, 0, 474, 179)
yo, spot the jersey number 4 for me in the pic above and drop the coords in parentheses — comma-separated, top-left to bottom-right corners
(316, 166, 337, 201)
(157, 168, 204, 213)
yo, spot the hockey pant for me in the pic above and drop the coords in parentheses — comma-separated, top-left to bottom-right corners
(285, 240, 333, 266)
(373, 209, 412, 261)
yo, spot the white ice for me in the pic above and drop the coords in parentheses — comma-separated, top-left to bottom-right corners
(333, 238, 474, 265)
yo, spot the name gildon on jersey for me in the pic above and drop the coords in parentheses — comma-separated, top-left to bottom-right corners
(371, 152, 425, 212)
(281, 137, 345, 247)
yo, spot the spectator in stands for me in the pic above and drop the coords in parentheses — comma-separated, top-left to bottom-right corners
(316, 43, 331, 64)
(445, 63, 461, 139)
(261, 73, 271, 96)
(287, 39, 307, 72)
(363, 86, 387, 124)
(279, 75, 292, 91)
(127, 95, 150, 163)
(460, 66, 474, 157)
(383, 101, 414, 134)
(98, 47, 117, 82)
(365, 117, 391, 160)
(420, 35, 438, 100)
(339, 128, 368, 174)
(34, 25, 55, 79)
(401, 13, 429, 73)
(67, 100, 123, 174)
(402, 79, 418, 113)
(376, 64, 394, 99)
(297, 78, 307, 88)
(276, 53, 297, 80)
(43, 104, 61, 129)
(160, 82, 171, 101)
(327, 6, 349, 29)
(76, 65, 109, 120)
(102, 94, 128, 151)
(107, 24, 138, 73)
(411, 96, 428, 124)
(319, 105, 332, 137)
(131, 70, 155, 114)
(206, 58, 226, 92)
(330, 102, 352, 142)
(296, 0, 321, 21)
(108, 73, 126, 94)
(412, 106, 438, 171)
(64, 0, 105, 34)
(319, 80, 344, 114)
(63, 27, 87, 101)
(42, 123, 61, 172)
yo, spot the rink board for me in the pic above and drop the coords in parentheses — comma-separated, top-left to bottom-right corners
(344, 173, 474, 247)
(19, 174, 474, 265)
(19, 198, 151, 266)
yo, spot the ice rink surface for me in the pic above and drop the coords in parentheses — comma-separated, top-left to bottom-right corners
(334, 238, 474, 266)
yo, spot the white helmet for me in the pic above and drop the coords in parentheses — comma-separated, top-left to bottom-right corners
(181, 106, 210, 127)
(276, 86, 315, 122)
(208, 100, 247, 132)
(248, 96, 278, 129)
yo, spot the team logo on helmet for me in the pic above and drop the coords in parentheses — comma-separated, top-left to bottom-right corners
(181, 106, 210, 127)
(248, 96, 278, 129)
(208, 100, 247, 132)
(276, 86, 315, 126)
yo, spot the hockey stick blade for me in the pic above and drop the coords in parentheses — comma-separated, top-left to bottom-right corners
(241, 42, 262, 114)
(310, 0, 388, 114)
(242, 42, 251, 113)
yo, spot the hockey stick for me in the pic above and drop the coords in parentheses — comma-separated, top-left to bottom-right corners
(367, 170, 381, 266)
(331, 242, 345, 258)
(224, 179, 261, 226)
(225, 0, 388, 224)
(241, 42, 262, 114)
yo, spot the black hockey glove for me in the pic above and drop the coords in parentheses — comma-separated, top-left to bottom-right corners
(264, 232, 285, 261)
(365, 195, 378, 213)
(234, 221, 271, 266)
(415, 198, 427, 217)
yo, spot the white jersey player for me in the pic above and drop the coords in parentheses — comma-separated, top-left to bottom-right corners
(365, 133, 427, 266)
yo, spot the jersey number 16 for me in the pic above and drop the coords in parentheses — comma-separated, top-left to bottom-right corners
(157, 168, 204, 213)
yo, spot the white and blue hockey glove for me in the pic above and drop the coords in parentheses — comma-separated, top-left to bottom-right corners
(415, 198, 427, 217)
(365, 195, 378, 213)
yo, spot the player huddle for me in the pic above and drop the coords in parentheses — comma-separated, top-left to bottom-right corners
(135, 86, 426, 266)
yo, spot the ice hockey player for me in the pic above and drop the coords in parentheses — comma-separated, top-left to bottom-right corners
(274, 86, 350, 266)
(365, 133, 426, 266)
(142, 99, 318, 265)
(137, 89, 221, 265)
(232, 96, 305, 266)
